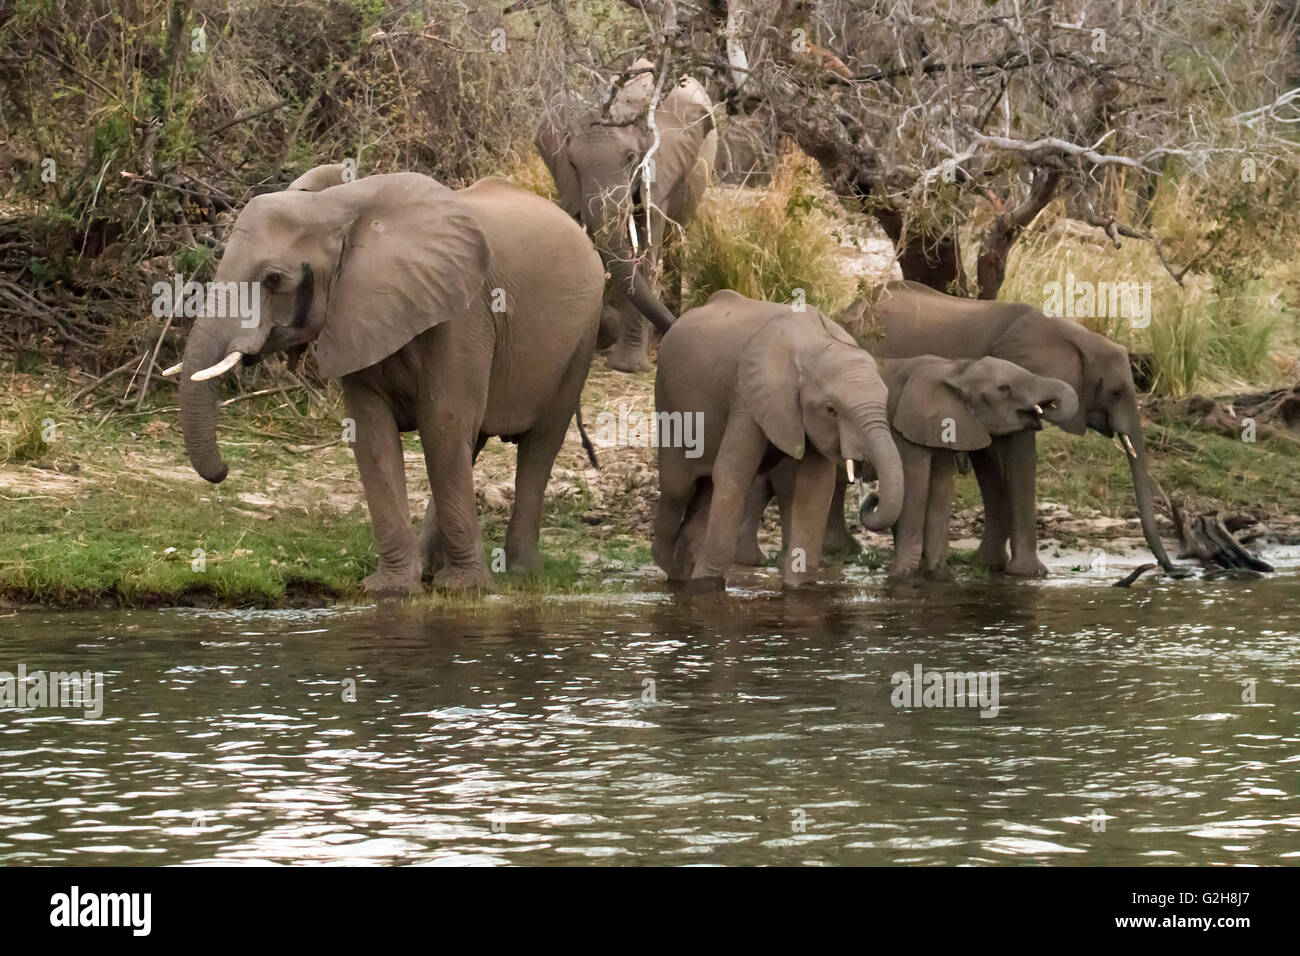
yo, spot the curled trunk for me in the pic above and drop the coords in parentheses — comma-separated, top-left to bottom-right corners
(854, 404, 904, 531)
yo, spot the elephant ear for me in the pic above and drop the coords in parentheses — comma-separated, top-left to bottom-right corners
(315, 174, 491, 379)
(536, 107, 584, 221)
(892, 360, 992, 451)
(738, 320, 805, 459)
(651, 80, 716, 206)
(991, 312, 1088, 434)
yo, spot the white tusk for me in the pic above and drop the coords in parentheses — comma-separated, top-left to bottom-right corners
(845, 459, 856, 484)
(1033, 404, 1043, 415)
(160, 362, 183, 377)
(190, 351, 243, 382)
(1121, 434, 1138, 459)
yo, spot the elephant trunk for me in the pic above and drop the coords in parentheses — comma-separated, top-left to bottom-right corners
(179, 321, 233, 483)
(1122, 425, 1177, 573)
(1041, 379, 1079, 427)
(852, 402, 905, 532)
(602, 249, 676, 333)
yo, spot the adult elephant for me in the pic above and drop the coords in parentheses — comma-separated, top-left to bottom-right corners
(654, 291, 904, 590)
(537, 60, 717, 372)
(175, 166, 604, 594)
(841, 279, 1178, 577)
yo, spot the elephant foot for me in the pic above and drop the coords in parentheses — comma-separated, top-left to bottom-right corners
(975, 542, 1009, 572)
(822, 528, 862, 559)
(652, 540, 675, 576)
(685, 574, 725, 593)
(504, 545, 541, 577)
(781, 573, 821, 590)
(363, 566, 422, 598)
(923, 562, 954, 582)
(607, 346, 652, 374)
(887, 564, 921, 582)
(1004, 554, 1048, 578)
(433, 563, 494, 592)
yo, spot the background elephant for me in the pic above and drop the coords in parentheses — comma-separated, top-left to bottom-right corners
(869, 356, 1077, 577)
(654, 291, 904, 590)
(177, 167, 604, 594)
(537, 59, 717, 372)
(838, 279, 1178, 577)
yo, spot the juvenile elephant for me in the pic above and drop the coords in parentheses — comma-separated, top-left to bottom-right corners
(537, 60, 717, 372)
(654, 291, 904, 590)
(870, 356, 1077, 577)
(176, 166, 604, 594)
(840, 280, 1179, 577)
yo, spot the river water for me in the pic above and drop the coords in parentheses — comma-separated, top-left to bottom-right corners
(1, 571, 1297, 865)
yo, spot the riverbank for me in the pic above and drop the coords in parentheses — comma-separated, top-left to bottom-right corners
(3, 357, 1299, 610)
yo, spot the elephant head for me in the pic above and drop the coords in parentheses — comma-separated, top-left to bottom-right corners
(536, 63, 715, 334)
(888, 356, 1079, 450)
(989, 313, 1176, 572)
(177, 169, 490, 483)
(739, 312, 905, 532)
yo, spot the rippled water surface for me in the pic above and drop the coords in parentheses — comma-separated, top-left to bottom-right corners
(1, 574, 1297, 865)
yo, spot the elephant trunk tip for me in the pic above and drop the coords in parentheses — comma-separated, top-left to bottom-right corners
(858, 491, 897, 533)
(201, 463, 229, 485)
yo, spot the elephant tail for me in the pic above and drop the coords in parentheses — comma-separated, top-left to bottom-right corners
(575, 406, 599, 469)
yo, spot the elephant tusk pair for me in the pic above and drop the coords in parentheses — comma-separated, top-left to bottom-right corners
(160, 362, 183, 378)
(190, 351, 244, 382)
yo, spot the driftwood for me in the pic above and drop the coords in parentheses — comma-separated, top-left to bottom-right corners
(1146, 386, 1300, 444)
(1169, 499, 1274, 573)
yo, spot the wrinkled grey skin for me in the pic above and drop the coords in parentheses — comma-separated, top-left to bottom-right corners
(869, 356, 1077, 578)
(178, 166, 603, 595)
(653, 291, 904, 591)
(537, 62, 717, 372)
(852, 280, 1179, 577)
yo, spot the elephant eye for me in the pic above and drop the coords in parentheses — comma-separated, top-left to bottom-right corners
(826, 403, 836, 416)
(262, 272, 282, 292)
(998, 384, 1012, 394)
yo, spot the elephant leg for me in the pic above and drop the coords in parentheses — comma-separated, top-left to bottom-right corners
(1001, 429, 1047, 578)
(596, 303, 621, 352)
(418, 497, 443, 579)
(506, 419, 572, 576)
(653, 452, 695, 575)
(691, 413, 770, 589)
(606, 288, 652, 374)
(782, 451, 837, 588)
(344, 382, 421, 596)
(970, 447, 1011, 571)
(421, 432, 487, 580)
(890, 440, 931, 579)
(671, 480, 712, 582)
(769, 458, 796, 561)
(733, 473, 774, 566)
(415, 407, 491, 592)
(822, 467, 862, 558)
(921, 450, 956, 579)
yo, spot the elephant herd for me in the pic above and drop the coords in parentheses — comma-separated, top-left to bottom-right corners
(171, 73, 1176, 596)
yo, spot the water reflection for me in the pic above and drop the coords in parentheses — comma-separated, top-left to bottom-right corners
(0, 574, 1297, 865)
